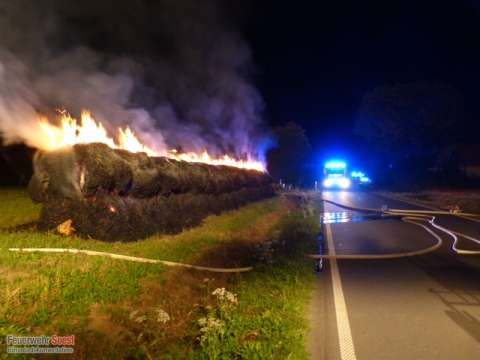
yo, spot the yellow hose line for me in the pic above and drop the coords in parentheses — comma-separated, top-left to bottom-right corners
(309, 198, 480, 260)
(388, 208, 480, 217)
(309, 217, 442, 260)
(8, 248, 253, 273)
(377, 192, 480, 222)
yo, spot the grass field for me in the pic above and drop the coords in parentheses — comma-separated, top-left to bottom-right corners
(0, 188, 41, 228)
(0, 188, 317, 359)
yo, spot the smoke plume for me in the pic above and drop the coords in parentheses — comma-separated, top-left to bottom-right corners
(0, 0, 267, 160)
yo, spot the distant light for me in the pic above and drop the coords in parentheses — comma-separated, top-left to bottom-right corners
(325, 160, 346, 169)
(323, 178, 334, 188)
(323, 176, 350, 189)
(339, 177, 351, 189)
(360, 176, 371, 183)
(351, 171, 365, 178)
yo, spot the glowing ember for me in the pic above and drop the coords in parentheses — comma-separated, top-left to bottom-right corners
(36, 110, 265, 171)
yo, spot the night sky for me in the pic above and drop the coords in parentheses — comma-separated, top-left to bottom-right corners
(1, 0, 480, 182)
(246, 0, 480, 164)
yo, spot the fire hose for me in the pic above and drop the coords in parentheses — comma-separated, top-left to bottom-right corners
(308, 198, 480, 260)
(7, 198, 480, 270)
(7, 248, 253, 273)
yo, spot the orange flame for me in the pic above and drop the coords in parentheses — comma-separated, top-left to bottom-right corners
(36, 110, 265, 171)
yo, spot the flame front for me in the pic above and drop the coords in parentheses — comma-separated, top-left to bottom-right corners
(36, 111, 265, 171)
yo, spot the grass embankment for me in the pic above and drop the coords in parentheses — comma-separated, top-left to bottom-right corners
(0, 188, 317, 359)
(189, 211, 318, 359)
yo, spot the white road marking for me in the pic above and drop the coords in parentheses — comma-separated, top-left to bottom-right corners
(325, 222, 358, 360)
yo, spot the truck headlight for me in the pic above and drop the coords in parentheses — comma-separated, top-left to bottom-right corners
(323, 178, 333, 188)
(338, 178, 351, 189)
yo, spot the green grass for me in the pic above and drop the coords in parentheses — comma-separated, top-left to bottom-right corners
(0, 188, 318, 359)
(184, 209, 318, 359)
(0, 188, 40, 228)
(0, 189, 279, 338)
(0, 197, 278, 262)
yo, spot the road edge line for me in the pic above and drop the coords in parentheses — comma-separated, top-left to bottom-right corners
(325, 223, 357, 360)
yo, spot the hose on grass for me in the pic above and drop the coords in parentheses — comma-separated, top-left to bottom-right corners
(8, 247, 253, 273)
(309, 198, 480, 260)
(8, 197, 479, 268)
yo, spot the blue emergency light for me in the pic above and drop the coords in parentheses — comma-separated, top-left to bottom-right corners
(351, 171, 365, 178)
(323, 159, 350, 189)
(324, 160, 346, 169)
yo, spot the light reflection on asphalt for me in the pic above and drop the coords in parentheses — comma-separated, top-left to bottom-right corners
(321, 211, 398, 224)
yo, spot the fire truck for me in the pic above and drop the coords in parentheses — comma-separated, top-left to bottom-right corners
(322, 160, 351, 189)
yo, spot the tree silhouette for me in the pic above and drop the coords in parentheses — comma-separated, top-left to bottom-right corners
(266, 122, 311, 186)
(355, 82, 464, 158)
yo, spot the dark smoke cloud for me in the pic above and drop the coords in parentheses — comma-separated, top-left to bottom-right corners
(0, 0, 268, 159)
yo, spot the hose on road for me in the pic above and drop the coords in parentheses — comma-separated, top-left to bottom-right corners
(7, 196, 479, 269)
(309, 198, 480, 260)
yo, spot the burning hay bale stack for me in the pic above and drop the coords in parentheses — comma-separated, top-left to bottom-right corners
(28, 143, 274, 241)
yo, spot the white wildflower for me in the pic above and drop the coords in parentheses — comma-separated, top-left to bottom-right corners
(224, 291, 238, 305)
(212, 287, 238, 306)
(197, 316, 225, 342)
(155, 308, 170, 324)
(212, 287, 226, 297)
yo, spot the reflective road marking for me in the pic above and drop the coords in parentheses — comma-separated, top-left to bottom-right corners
(325, 222, 358, 360)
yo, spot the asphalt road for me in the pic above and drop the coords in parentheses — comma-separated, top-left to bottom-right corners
(308, 191, 480, 360)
